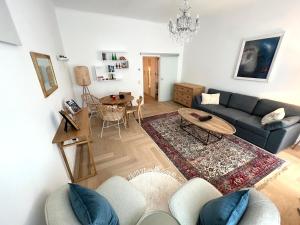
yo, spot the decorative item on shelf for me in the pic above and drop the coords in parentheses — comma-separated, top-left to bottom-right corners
(59, 110, 80, 132)
(56, 55, 69, 62)
(30, 52, 58, 98)
(74, 66, 92, 106)
(121, 61, 129, 68)
(111, 53, 117, 61)
(119, 56, 126, 60)
(65, 99, 81, 115)
(102, 52, 107, 61)
(169, 0, 199, 44)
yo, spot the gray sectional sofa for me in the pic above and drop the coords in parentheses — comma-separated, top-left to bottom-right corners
(192, 88, 300, 154)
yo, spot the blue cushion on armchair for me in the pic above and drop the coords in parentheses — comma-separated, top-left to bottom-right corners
(197, 190, 249, 225)
(68, 183, 119, 225)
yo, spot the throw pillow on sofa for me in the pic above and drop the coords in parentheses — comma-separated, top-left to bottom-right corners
(68, 183, 119, 225)
(261, 108, 285, 125)
(197, 190, 249, 225)
(201, 93, 220, 105)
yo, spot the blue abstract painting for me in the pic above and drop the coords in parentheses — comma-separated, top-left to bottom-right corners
(235, 35, 283, 81)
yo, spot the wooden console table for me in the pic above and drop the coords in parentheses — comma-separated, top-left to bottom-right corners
(52, 108, 97, 183)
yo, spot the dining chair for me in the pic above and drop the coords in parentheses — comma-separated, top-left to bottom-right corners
(97, 104, 126, 138)
(82, 93, 100, 119)
(125, 96, 143, 126)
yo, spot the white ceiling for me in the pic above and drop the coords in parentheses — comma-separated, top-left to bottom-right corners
(52, 0, 257, 23)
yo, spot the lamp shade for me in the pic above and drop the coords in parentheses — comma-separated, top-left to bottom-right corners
(74, 66, 91, 86)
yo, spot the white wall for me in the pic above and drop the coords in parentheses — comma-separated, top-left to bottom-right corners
(0, 0, 75, 225)
(182, 0, 300, 105)
(55, 8, 183, 102)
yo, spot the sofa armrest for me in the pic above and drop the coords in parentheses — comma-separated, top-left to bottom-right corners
(264, 116, 300, 131)
(266, 123, 300, 153)
(169, 178, 222, 225)
(192, 95, 202, 108)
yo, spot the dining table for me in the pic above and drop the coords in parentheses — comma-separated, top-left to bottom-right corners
(99, 94, 134, 105)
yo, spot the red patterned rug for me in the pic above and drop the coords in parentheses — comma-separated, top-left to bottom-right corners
(141, 111, 286, 194)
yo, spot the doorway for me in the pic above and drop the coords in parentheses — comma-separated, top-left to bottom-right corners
(143, 55, 179, 104)
(143, 56, 159, 104)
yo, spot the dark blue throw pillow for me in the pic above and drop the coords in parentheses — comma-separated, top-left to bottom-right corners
(197, 190, 249, 225)
(68, 183, 119, 225)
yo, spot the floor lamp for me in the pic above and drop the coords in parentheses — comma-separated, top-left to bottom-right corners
(74, 66, 91, 106)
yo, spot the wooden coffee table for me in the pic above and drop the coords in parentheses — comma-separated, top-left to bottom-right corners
(178, 108, 236, 145)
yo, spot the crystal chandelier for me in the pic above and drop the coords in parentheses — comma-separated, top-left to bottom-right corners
(169, 0, 199, 43)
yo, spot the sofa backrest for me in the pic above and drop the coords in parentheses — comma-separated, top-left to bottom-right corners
(253, 99, 300, 117)
(228, 93, 259, 114)
(207, 88, 232, 106)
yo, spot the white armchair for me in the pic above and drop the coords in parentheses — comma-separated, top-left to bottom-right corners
(169, 178, 280, 225)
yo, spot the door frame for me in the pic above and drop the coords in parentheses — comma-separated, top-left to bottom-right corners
(140, 52, 180, 103)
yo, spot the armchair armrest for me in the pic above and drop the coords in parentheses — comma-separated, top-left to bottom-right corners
(264, 116, 300, 131)
(169, 178, 222, 225)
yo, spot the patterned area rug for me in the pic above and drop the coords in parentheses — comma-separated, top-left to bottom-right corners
(141, 111, 286, 194)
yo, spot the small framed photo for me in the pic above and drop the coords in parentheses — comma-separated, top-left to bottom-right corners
(233, 32, 284, 82)
(59, 110, 80, 130)
(65, 99, 81, 114)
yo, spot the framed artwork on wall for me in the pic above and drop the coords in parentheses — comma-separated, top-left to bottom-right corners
(30, 52, 58, 97)
(233, 32, 284, 82)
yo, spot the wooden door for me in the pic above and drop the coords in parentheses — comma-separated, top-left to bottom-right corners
(143, 57, 159, 98)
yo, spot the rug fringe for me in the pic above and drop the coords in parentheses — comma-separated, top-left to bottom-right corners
(127, 166, 186, 184)
(254, 161, 289, 190)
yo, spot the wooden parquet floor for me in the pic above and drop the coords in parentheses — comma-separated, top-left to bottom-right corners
(76, 101, 300, 225)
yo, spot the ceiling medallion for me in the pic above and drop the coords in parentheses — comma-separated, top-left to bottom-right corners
(169, 0, 199, 44)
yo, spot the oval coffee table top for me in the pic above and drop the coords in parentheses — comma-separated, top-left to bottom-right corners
(137, 211, 180, 225)
(100, 95, 134, 105)
(178, 108, 236, 135)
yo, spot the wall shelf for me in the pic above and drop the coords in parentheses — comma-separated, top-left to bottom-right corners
(95, 50, 129, 81)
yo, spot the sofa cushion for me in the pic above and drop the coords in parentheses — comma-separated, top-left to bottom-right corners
(228, 93, 259, 114)
(236, 116, 270, 138)
(96, 176, 146, 225)
(213, 108, 250, 125)
(253, 99, 300, 117)
(68, 183, 119, 225)
(196, 104, 227, 114)
(198, 190, 249, 225)
(261, 108, 285, 125)
(201, 93, 220, 105)
(207, 88, 232, 106)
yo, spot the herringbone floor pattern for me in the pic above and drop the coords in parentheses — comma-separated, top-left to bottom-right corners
(75, 100, 300, 225)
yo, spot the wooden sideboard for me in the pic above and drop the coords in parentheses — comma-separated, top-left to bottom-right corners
(174, 83, 205, 107)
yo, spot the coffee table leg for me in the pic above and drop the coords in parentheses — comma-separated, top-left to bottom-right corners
(180, 116, 222, 145)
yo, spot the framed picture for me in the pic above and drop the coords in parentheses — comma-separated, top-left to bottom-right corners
(30, 52, 58, 97)
(233, 32, 284, 82)
(59, 110, 80, 131)
(65, 99, 81, 114)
